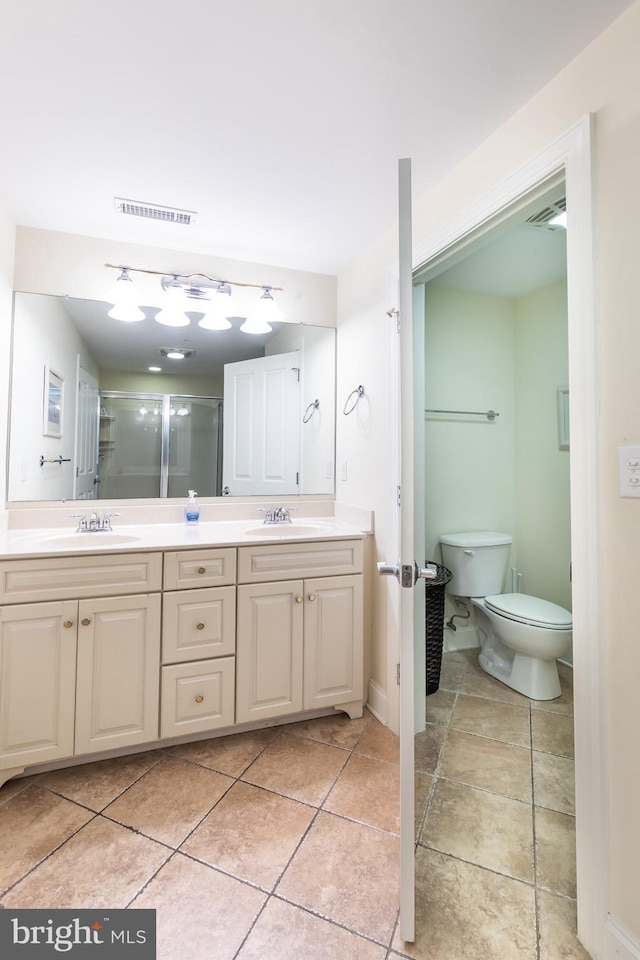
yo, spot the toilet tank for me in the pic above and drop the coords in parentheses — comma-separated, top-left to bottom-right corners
(440, 532, 512, 597)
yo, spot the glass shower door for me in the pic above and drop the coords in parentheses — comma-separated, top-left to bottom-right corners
(97, 395, 163, 499)
(166, 396, 223, 498)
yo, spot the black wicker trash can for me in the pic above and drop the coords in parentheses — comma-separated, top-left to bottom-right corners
(425, 562, 453, 695)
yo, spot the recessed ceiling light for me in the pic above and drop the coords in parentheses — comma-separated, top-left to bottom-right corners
(159, 348, 195, 360)
(148, 366, 162, 372)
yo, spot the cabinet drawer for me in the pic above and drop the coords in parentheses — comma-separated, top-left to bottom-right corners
(237, 539, 363, 583)
(162, 586, 236, 664)
(0, 553, 163, 603)
(163, 549, 236, 590)
(161, 657, 235, 738)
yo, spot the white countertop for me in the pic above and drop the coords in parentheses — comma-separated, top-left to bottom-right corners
(0, 517, 368, 561)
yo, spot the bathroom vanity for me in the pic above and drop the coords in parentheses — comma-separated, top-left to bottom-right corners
(0, 518, 367, 789)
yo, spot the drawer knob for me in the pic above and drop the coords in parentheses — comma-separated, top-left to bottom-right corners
(81, 618, 91, 626)
(195, 694, 204, 703)
(63, 620, 73, 629)
(295, 596, 303, 603)
(197, 567, 206, 575)
(308, 594, 316, 602)
(196, 622, 205, 630)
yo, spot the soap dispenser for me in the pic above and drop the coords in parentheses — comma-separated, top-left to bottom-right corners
(184, 490, 200, 525)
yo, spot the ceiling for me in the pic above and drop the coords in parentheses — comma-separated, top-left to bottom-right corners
(0, 1, 632, 276)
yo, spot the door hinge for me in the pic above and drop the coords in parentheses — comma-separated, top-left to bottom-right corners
(292, 366, 300, 382)
(396, 662, 401, 685)
(386, 308, 400, 333)
(296, 472, 300, 485)
(397, 485, 401, 507)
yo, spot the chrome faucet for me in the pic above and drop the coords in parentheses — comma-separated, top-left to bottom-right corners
(71, 511, 119, 532)
(259, 506, 294, 525)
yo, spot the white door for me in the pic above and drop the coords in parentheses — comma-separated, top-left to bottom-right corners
(222, 352, 301, 496)
(378, 159, 432, 943)
(73, 361, 99, 499)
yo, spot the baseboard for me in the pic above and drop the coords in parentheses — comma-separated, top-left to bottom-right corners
(366, 679, 387, 724)
(605, 915, 640, 959)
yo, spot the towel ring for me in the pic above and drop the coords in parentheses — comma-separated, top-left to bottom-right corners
(303, 399, 320, 423)
(343, 385, 365, 415)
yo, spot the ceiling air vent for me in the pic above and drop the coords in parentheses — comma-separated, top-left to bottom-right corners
(114, 197, 197, 225)
(525, 197, 566, 231)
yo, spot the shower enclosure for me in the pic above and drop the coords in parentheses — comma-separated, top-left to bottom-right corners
(97, 393, 223, 499)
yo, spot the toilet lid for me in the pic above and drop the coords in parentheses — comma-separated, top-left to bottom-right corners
(484, 593, 572, 628)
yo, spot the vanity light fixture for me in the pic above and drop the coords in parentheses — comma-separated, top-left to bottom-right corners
(104, 263, 285, 332)
(106, 267, 145, 322)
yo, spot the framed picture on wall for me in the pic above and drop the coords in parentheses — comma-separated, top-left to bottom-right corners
(43, 366, 64, 438)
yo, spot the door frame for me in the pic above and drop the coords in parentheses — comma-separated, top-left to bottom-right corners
(387, 115, 607, 958)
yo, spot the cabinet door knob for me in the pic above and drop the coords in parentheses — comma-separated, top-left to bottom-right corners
(195, 694, 204, 703)
(295, 596, 303, 603)
(197, 567, 206, 575)
(196, 622, 205, 630)
(308, 594, 316, 602)
(63, 620, 73, 629)
(81, 618, 92, 626)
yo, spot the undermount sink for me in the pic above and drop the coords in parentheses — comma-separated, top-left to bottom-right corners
(245, 523, 334, 538)
(37, 533, 143, 548)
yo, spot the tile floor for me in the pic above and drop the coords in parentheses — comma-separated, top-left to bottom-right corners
(0, 650, 590, 959)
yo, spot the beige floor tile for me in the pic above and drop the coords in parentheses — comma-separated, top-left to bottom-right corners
(394, 847, 537, 959)
(325, 753, 400, 833)
(236, 896, 387, 960)
(35, 751, 162, 811)
(425, 687, 456, 726)
(452, 693, 530, 747)
(241, 732, 348, 805)
(535, 807, 577, 898)
(422, 779, 534, 882)
(438, 654, 467, 692)
(131, 852, 265, 960)
(277, 811, 400, 943)
(163, 728, 276, 777)
(0, 785, 93, 893)
(440, 728, 533, 801)
(460, 658, 531, 706)
(533, 750, 575, 814)
(537, 889, 591, 959)
(354, 716, 400, 764)
(414, 724, 445, 775)
(181, 781, 315, 890)
(104, 755, 234, 846)
(2, 816, 170, 908)
(280, 711, 371, 749)
(0, 775, 32, 807)
(531, 710, 575, 759)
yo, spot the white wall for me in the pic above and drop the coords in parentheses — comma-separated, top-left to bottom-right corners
(423, 287, 517, 560)
(0, 203, 15, 523)
(99, 371, 221, 396)
(336, 1, 640, 941)
(9, 293, 99, 501)
(514, 280, 571, 610)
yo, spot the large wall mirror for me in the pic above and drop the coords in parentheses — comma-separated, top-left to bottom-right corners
(8, 293, 336, 503)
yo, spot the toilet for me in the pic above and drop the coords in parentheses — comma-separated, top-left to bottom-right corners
(439, 532, 572, 700)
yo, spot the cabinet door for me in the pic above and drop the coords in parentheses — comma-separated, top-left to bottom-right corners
(75, 594, 161, 755)
(236, 581, 304, 723)
(303, 575, 363, 710)
(0, 600, 77, 770)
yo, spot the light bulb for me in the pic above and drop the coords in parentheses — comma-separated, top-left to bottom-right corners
(106, 268, 144, 322)
(240, 316, 273, 335)
(166, 350, 185, 360)
(155, 279, 190, 327)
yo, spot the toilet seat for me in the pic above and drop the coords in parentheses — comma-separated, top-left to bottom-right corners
(484, 593, 572, 629)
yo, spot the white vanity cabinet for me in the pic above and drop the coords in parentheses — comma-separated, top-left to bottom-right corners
(0, 553, 162, 779)
(160, 549, 237, 739)
(235, 540, 364, 724)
